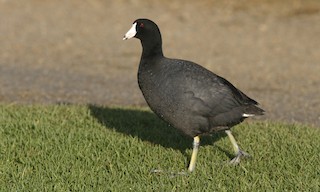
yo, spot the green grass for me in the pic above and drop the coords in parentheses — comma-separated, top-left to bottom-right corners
(0, 104, 319, 191)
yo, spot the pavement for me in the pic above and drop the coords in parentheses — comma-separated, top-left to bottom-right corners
(1, 0, 319, 127)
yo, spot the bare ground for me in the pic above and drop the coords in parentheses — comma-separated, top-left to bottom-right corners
(0, 0, 319, 127)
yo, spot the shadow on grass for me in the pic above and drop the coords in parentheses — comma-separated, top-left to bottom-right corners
(88, 105, 228, 154)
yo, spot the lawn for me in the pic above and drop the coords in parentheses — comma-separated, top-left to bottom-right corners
(0, 104, 319, 191)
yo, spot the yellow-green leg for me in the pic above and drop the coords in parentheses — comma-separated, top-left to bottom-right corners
(225, 130, 250, 164)
(188, 136, 200, 172)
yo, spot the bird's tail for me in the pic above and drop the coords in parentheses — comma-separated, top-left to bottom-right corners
(243, 105, 265, 117)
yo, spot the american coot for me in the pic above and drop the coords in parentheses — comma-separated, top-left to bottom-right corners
(123, 19, 264, 172)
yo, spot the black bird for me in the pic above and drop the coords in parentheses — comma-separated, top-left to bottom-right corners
(123, 19, 264, 172)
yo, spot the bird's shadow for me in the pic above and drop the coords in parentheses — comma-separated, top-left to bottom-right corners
(88, 105, 230, 156)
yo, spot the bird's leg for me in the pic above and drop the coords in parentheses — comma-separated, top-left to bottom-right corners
(225, 130, 250, 164)
(188, 136, 200, 172)
(150, 136, 201, 175)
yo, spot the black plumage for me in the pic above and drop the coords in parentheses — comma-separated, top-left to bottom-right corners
(123, 19, 264, 172)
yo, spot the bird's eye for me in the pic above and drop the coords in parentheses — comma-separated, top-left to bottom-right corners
(139, 23, 144, 28)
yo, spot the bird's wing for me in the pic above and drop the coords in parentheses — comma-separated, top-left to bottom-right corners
(173, 60, 257, 117)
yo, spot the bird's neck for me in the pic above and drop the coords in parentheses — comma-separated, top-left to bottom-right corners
(141, 41, 163, 58)
(142, 46, 163, 59)
(140, 32, 164, 58)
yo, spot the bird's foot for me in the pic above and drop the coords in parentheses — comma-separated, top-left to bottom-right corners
(229, 149, 250, 165)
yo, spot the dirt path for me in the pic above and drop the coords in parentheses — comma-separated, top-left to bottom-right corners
(0, 1, 319, 127)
